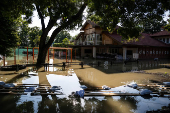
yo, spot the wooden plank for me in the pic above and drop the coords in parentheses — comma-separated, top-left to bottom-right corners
(0, 87, 28, 89)
(0, 89, 24, 92)
(138, 84, 165, 87)
(84, 93, 140, 96)
(31, 92, 63, 96)
(0, 92, 27, 95)
(15, 85, 38, 87)
(15, 83, 51, 86)
(85, 90, 119, 93)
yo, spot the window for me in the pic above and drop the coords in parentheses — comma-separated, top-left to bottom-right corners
(156, 51, 158, 54)
(150, 51, 152, 54)
(146, 51, 149, 54)
(127, 50, 132, 55)
(84, 49, 92, 53)
(115, 49, 118, 53)
(143, 51, 145, 54)
(167, 38, 169, 43)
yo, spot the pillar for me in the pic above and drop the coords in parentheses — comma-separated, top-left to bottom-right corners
(33, 48, 34, 61)
(93, 47, 96, 58)
(71, 49, 72, 62)
(68, 49, 71, 57)
(14, 49, 16, 65)
(48, 49, 49, 62)
(3, 56, 5, 66)
(27, 46, 28, 63)
(123, 47, 127, 60)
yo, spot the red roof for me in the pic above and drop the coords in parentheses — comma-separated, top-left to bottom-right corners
(103, 32, 169, 47)
(150, 30, 170, 37)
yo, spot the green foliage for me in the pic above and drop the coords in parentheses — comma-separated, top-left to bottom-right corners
(1, 0, 170, 64)
(88, 0, 170, 39)
(164, 18, 170, 31)
(0, 1, 20, 56)
(29, 27, 42, 47)
(17, 19, 30, 46)
(53, 38, 74, 48)
(54, 31, 71, 43)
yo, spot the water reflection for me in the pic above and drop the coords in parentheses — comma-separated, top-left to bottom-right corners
(0, 58, 170, 112)
(83, 59, 170, 73)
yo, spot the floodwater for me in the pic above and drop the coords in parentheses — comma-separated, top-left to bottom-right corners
(0, 50, 170, 113)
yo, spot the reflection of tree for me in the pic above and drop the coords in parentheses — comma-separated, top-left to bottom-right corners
(37, 96, 84, 113)
(118, 96, 138, 110)
(13, 101, 34, 113)
(0, 95, 34, 113)
(84, 97, 113, 113)
(36, 94, 138, 113)
(4, 93, 170, 113)
(146, 103, 170, 113)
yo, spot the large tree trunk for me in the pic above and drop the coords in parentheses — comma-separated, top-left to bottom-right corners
(36, 46, 48, 67)
(36, 35, 49, 68)
(35, 4, 87, 68)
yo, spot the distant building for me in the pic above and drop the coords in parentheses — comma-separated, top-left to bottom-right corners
(69, 20, 170, 60)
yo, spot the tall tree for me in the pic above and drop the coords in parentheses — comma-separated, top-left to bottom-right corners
(54, 31, 71, 43)
(1, 0, 170, 67)
(164, 17, 170, 31)
(88, 0, 170, 39)
(33, 0, 87, 67)
(0, 0, 34, 56)
(29, 27, 42, 47)
(18, 20, 30, 46)
(0, 1, 21, 56)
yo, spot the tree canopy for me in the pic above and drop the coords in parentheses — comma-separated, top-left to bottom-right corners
(0, 0, 20, 56)
(88, 0, 170, 39)
(54, 31, 71, 43)
(164, 17, 170, 31)
(0, 0, 170, 66)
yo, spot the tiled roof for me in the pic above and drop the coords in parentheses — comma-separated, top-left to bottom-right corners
(150, 30, 170, 37)
(103, 31, 169, 47)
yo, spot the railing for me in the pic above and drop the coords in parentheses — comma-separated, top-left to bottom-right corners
(76, 41, 102, 45)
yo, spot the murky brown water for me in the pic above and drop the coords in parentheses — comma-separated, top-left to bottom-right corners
(0, 52, 170, 113)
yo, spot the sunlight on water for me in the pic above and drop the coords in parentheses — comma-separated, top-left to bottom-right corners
(0, 57, 170, 112)
(46, 72, 82, 96)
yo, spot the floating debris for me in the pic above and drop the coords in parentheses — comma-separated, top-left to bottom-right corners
(139, 89, 152, 96)
(0, 81, 5, 86)
(3, 83, 15, 88)
(80, 85, 87, 89)
(127, 83, 138, 89)
(24, 87, 36, 92)
(102, 85, 111, 90)
(163, 82, 170, 86)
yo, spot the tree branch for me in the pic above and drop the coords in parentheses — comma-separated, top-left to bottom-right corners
(36, 5, 45, 31)
(46, 3, 87, 47)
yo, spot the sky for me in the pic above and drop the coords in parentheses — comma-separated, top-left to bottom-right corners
(29, 8, 87, 37)
(29, 10, 169, 37)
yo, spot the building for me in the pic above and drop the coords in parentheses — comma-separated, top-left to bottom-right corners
(70, 20, 170, 60)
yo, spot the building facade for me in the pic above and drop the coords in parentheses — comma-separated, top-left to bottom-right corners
(70, 20, 170, 60)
